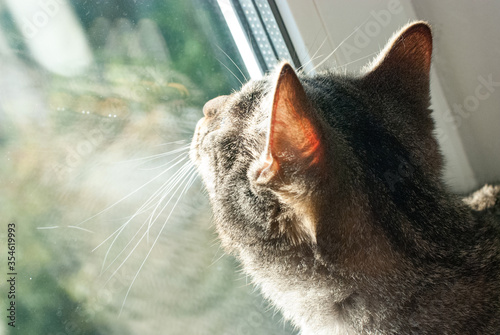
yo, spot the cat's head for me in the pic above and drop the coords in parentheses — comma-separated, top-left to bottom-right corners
(191, 22, 443, 265)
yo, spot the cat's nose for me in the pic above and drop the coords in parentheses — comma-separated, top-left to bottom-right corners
(203, 95, 228, 118)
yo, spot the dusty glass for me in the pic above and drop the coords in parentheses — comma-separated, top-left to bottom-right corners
(0, 0, 296, 334)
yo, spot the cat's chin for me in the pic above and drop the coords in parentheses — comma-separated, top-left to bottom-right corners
(189, 117, 205, 165)
(194, 157, 216, 196)
(190, 117, 218, 196)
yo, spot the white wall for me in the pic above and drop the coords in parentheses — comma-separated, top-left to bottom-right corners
(411, 0, 500, 190)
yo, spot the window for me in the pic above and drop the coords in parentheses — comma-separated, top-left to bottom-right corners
(0, 0, 297, 334)
(221, 0, 301, 77)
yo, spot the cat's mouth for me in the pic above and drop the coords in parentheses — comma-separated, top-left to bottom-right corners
(190, 116, 220, 195)
(190, 105, 226, 165)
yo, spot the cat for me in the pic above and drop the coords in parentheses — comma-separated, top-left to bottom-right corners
(190, 21, 500, 334)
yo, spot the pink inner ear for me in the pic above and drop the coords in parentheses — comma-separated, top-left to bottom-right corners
(263, 64, 324, 176)
(286, 100, 322, 164)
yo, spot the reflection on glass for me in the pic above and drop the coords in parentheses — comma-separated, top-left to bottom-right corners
(0, 0, 296, 334)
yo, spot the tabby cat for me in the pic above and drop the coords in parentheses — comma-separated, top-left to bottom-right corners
(190, 22, 500, 334)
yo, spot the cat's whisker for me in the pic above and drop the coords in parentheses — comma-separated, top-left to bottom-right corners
(77, 156, 188, 228)
(118, 166, 198, 316)
(297, 36, 328, 73)
(93, 155, 189, 239)
(152, 140, 187, 147)
(235, 267, 247, 275)
(236, 282, 254, 289)
(131, 146, 190, 162)
(145, 163, 195, 242)
(309, 17, 371, 74)
(115, 146, 190, 166)
(100, 219, 154, 275)
(92, 221, 128, 253)
(98, 177, 191, 274)
(185, 170, 199, 190)
(167, 129, 198, 136)
(250, 284, 260, 295)
(295, 26, 326, 71)
(297, 54, 324, 74)
(138, 158, 189, 171)
(137, 149, 192, 173)
(107, 199, 176, 223)
(278, 314, 291, 333)
(234, 270, 252, 287)
(102, 227, 148, 289)
(265, 303, 277, 315)
(66, 225, 95, 234)
(98, 160, 193, 273)
(208, 252, 226, 268)
(93, 160, 191, 274)
(210, 239, 220, 248)
(102, 164, 196, 277)
(99, 221, 143, 274)
(217, 59, 244, 86)
(209, 243, 224, 264)
(333, 51, 380, 72)
(92, 171, 190, 251)
(216, 45, 248, 82)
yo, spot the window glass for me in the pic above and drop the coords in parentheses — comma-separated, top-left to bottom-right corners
(231, 0, 299, 72)
(0, 0, 296, 333)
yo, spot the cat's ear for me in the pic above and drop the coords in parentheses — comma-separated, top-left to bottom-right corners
(256, 63, 324, 185)
(253, 63, 323, 245)
(364, 22, 432, 97)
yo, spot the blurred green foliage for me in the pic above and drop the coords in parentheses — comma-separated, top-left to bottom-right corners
(0, 0, 296, 334)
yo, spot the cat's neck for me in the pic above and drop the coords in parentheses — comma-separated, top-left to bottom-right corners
(237, 181, 500, 333)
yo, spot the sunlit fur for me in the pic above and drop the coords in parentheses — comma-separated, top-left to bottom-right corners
(191, 22, 500, 334)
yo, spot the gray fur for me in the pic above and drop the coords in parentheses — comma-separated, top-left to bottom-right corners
(191, 22, 500, 334)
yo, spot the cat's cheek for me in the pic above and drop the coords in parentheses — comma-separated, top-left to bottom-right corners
(196, 155, 217, 196)
(190, 118, 210, 165)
